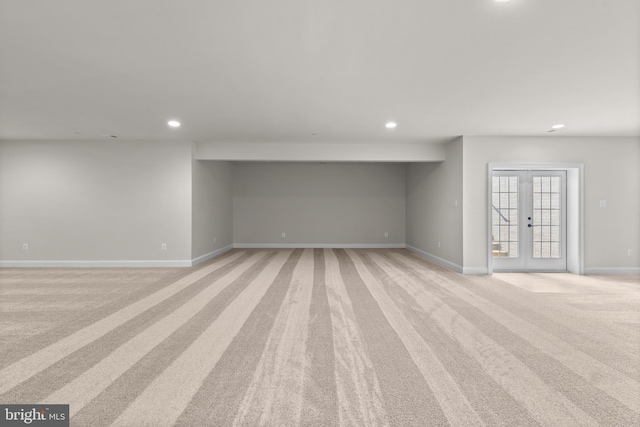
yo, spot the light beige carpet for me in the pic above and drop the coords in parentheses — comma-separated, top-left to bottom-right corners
(0, 249, 638, 426)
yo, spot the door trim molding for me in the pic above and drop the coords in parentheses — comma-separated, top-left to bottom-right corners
(487, 163, 584, 274)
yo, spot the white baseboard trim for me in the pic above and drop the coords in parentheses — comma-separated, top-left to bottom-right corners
(405, 245, 465, 274)
(191, 245, 233, 266)
(462, 267, 490, 275)
(0, 260, 192, 268)
(233, 243, 407, 249)
(584, 267, 640, 274)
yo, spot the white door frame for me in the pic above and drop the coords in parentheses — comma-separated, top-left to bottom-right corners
(487, 163, 584, 274)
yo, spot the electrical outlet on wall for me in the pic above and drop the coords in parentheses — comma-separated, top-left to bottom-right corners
(384, 232, 389, 238)
(438, 242, 441, 248)
(22, 243, 28, 251)
(282, 232, 286, 238)
(629, 249, 633, 257)
(161, 243, 167, 250)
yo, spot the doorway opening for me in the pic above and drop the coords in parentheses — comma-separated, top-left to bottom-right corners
(487, 164, 583, 274)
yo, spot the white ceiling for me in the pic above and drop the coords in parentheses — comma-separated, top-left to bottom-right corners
(1, 0, 638, 144)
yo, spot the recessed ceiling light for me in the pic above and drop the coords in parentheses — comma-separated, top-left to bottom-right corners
(385, 121, 397, 129)
(551, 124, 565, 129)
(168, 120, 181, 128)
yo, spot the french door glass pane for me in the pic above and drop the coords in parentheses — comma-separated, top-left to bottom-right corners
(492, 176, 518, 258)
(532, 176, 561, 259)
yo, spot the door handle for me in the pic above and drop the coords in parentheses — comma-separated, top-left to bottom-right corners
(528, 224, 534, 228)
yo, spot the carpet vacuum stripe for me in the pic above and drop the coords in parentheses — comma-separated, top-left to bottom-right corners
(0, 248, 637, 427)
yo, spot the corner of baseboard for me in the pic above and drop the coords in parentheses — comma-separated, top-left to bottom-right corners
(405, 245, 465, 273)
(191, 244, 234, 266)
(462, 267, 489, 275)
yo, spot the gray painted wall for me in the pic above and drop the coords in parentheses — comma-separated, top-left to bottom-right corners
(191, 159, 233, 259)
(0, 140, 193, 264)
(232, 162, 406, 245)
(406, 138, 463, 268)
(1, 137, 637, 272)
(463, 136, 640, 272)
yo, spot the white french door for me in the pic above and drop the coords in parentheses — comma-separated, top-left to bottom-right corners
(492, 170, 567, 272)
